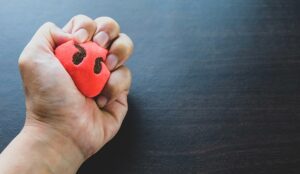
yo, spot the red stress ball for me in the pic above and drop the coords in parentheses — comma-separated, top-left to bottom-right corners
(55, 40, 110, 97)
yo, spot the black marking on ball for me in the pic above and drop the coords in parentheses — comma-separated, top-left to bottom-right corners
(73, 44, 86, 65)
(94, 57, 103, 74)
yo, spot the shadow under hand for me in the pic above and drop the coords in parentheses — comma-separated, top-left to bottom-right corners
(78, 96, 142, 174)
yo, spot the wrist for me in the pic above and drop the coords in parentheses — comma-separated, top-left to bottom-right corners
(0, 123, 84, 174)
(23, 124, 85, 173)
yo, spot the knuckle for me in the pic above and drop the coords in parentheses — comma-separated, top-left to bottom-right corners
(125, 38, 134, 56)
(115, 41, 128, 53)
(126, 35, 134, 52)
(95, 16, 120, 32)
(42, 21, 55, 28)
(121, 66, 131, 79)
(18, 47, 44, 70)
(124, 68, 132, 88)
(74, 14, 89, 20)
(102, 81, 116, 98)
(115, 34, 134, 57)
(73, 14, 96, 30)
(74, 14, 94, 24)
(119, 66, 132, 88)
(122, 33, 134, 47)
(39, 22, 56, 33)
(18, 53, 32, 70)
(104, 16, 119, 25)
(18, 57, 27, 69)
(109, 83, 121, 97)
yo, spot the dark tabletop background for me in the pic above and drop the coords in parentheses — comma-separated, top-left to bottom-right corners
(1, 0, 300, 173)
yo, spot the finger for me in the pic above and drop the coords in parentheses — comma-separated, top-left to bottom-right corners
(18, 22, 77, 98)
(104, 92, 128, 122)
(33, 22, 72, 49)
(100, 92, 128, 142)
(20, 22, 72, 62)
(62, 14, 96, 43)
(93, 17, 120, 48)
(96, 66, 131, 108)
(106, 33, 134, 71)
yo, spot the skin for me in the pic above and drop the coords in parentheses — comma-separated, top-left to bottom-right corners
(0, 15, 133, 174)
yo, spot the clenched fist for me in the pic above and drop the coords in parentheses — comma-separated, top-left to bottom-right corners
(0, 15, 133, 174)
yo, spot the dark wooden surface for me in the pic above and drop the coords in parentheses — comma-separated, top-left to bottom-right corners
(1, 0, 300, 173)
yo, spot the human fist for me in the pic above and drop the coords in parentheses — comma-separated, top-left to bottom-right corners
(18, 15, 133, 165)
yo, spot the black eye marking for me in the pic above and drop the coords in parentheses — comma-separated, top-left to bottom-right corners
(73, 44, 86, 65)
(94, 57, 103, 74)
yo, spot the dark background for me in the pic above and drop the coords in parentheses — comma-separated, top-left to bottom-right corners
(1, 0, 300, 173)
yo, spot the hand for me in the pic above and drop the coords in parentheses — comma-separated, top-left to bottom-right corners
(0, 15, 133, 174)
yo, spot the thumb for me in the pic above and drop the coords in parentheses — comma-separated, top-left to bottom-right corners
(24, 22, 72, 54)
(19, 22, 73, 70)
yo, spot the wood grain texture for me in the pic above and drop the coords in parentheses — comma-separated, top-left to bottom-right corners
(0, 0, 300, 173)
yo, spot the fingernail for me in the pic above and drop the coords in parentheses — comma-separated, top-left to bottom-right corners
(97, 95, 108, 108)
(106, 54, 118, 71)
(74, 28, 89, 43)
(93, 31, 109, 47)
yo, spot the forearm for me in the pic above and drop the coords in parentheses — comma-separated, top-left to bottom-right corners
(0, 125, 84, 174)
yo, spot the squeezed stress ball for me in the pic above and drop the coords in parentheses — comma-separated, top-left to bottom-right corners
(55, 40, 110, 97)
